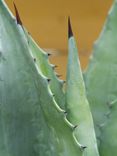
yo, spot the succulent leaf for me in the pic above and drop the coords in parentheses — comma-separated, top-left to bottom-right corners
(84, 1, 117, 155)
(13, 0, 66, 109)
(0, 1, 82, 155)
(26, 33, 65, 109)
(65, 18, 99, 156)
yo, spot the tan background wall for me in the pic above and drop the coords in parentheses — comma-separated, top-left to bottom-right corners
(6, 0, 112, 79)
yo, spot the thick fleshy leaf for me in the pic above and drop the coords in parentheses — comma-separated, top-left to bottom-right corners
(0, 1, 82, 155)
(13, 2, 65, 110)
(26, 33, 65, 109)
(84, 1, 117, 155)
(65, 18, 99, 156)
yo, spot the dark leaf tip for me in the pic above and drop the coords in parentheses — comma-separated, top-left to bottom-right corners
(13, 2, 22, 25)
(68, 17, 73, 38)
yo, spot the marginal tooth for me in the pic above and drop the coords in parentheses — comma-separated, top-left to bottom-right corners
(33, 58, 36, 62)
(28, 31, 31, 35)
(104, 111, 111, 118)
(56, 74, 62, 78)
(60, 80, 66, 84)
(47, 78, 51, 83)
(106, 100, 117, 109)
(73, 125, 78, 130)
(50, 64, 55, 69)
(63, 80, 66, 84)
(97, 123, 105, 130)
(64, 116, 75, 129)
(110, 99, 117, 106)
(50, 64, 58, 70)
(47, 53, 52, 57)
(64, 111, 67, 116)
(108, 103, 113, 109)
(80, 145, 87, 150)
(54, 65, 58, 69)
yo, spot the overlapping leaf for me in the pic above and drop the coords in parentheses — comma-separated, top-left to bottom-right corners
(84, 0, 117, 155)
(0, 1, 82, 155)
(26, 33, 65, 109)
(65, 18, 99, 156)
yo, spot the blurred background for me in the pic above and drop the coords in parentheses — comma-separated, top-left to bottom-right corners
(5, 0, 112, 79)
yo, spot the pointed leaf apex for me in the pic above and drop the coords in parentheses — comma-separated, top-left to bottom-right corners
(13, 2, 23, 25)
(68, 17, 73, 38)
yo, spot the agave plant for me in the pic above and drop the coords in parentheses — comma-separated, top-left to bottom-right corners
(0, 0, 117, 155)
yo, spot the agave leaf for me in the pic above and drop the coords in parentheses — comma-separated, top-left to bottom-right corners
(84, 1, 117, 155)
(0, 1, 82, 155)
(65, 18, 99, 156)
(26, 32, 65, 109)
(13, 2, 65, 110)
